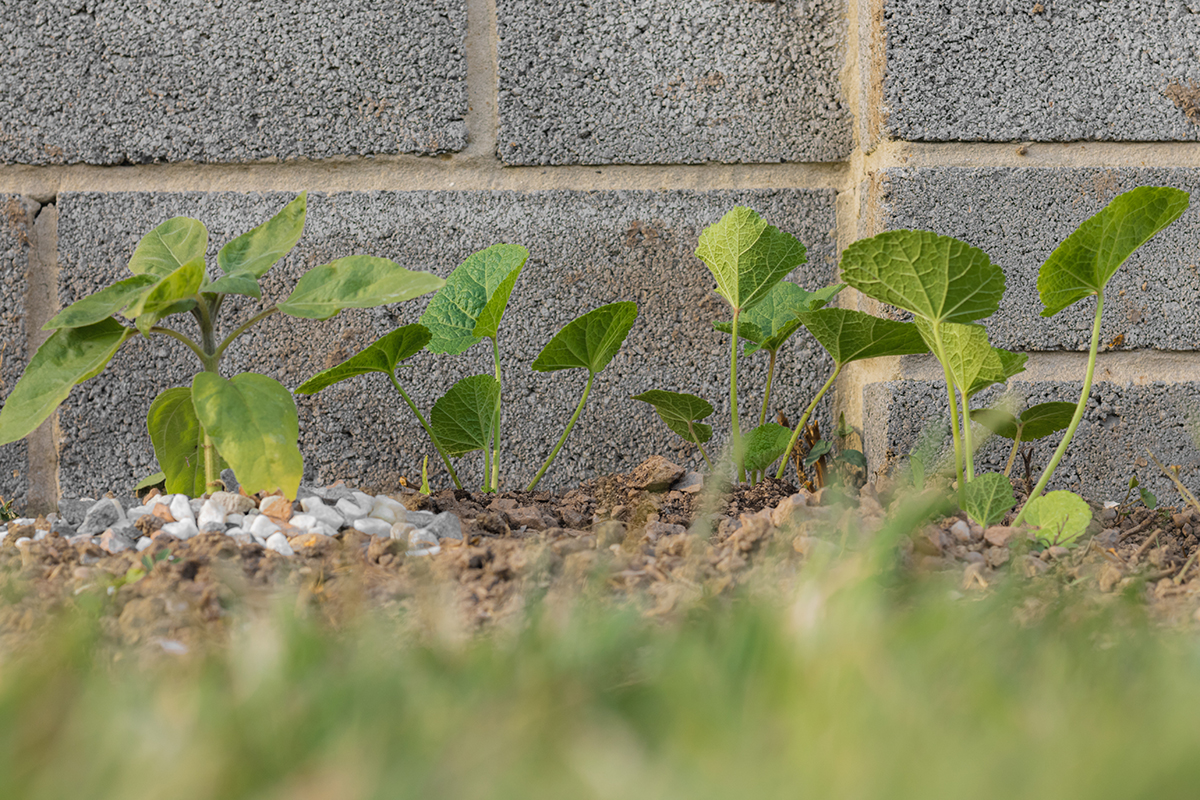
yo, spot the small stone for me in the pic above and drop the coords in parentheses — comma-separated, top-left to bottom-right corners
(644, 520, 686, 541)
(390, 522, 417, 543)
(353, 517, 392, 537)
(289, 532, 335, 558)
(149, 531, 179, 545)
(984, 526, 1019, 548)
(98, 529, 134, 554)
(425, 511, 462, 540)
(169, 494, 195, 524)
(368, 496, 406, 525)
(962, 561, 987, 590)
(189, 497, 205, 515)
(1093, 527, 1120, 548)
(984, 546, 1010, 568)
(151, 503, 176, 524)
(506, 506, 546, 530)
(405, 510, 436, 528)
(126, 506, 150, 522)
(407, 529, 440, 556)
(336, 497, 369, 526)
(488, 498, 518, 512)
(672, 471, 704, 494)
(51, 518, 77, 538)
(162, 519, 199, 540)
(594, 520, 627, 547)
(964, 551, 986, 564)
(229, 531, 255, 546)
(259, 495, 293, 522)
(249, 514, 280, 540)
(949, 520, 972, 542)
(135, 537, 153, 552)
(628, 455, 685, 491)
(298, 497, 344, 530)
(1098, 506, 1118, 523)
(134, 514, 164, 537)
(196, 500, 227, 533)
(367, 536, 404, 564)
(770, 494, 809, 528)
(476, 511, 509, 535)
(1021, 554, 1051, 577)
(78, 498, 126, 537)
(1098, 562, 1123, 592)
(1047, 545, 1071, 560)
(265, 532, 295, 556)
(57, 498, 92, 526)
(227, 513, 244, 527)
(209, 491, 256, 515)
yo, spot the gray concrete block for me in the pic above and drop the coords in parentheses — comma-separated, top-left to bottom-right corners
(496, 0, 852, 165)
(876, 167, 1200, 351)
(863, 379, 1200, 503)
(0, 1, 467, 165)
(0, 197, 31, 507)
(883, 0, 1200, 142)
(53, 189, 838, 496)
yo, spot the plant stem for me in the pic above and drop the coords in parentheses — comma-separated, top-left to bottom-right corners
(201, 362, 221, 493)
(527, 372, 594, 491)
(387, 372, 462, 490)
(730, 308, 744, 482)
(1003, 433, 1023, 477)
(483, 440, 491, 492)
(149, 327, 210, 368)
(194, 294, 218, 355)
(490, 337, 502, 492)
(776, 362, 842, 480)
(959, 387, 975, 482)
(1014, 291, 1105, 526)
(931, 324, 966, 492)
(688, 421, 713, 471)
(214, 306, 279, 361)
(759, 349, 777, 427)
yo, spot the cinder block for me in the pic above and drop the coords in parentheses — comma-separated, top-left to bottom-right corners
(0, 1, 467, 165)
(0, 197, 32, 506)
(496, 0, 852, 165)
(873, 167, 1200, 351)
(53, 190, 838, 496)
(882, 1, 1200, 142)
(863, 379, 1200, 503)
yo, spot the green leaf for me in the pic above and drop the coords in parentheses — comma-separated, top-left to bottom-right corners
(0, 319, 136, 445)
(124, 258, 205, 335)
(632, 390, 714, 444)
(1023, 490, 1092, 546)
(924, 321, 993, 396)
(804, 438, 832, 467)
(743, 423, 792, 472)
(962, 472, 1016, 527)
(147, 387, 225, 497)
(713, 282, 844, 354)
(134, 471, 166, 492)
(420, 244, 529, 354)
(839, 449, 867, 469)
(840, 230, 1005, 324)
(1140, 488, 1158, 509)
(1038, 187, 1190, 317)
(204, 272, 262, 299)
(296, 324, 432, 395)
(43, 275, 159, 330)
(191, 372, 303, 499)
(279, 256, 444, 320)
(795, 308, 928, 365)
(429, 375, 500, 458)
(128, 217, 208, 278)
(695, 207, 807, 312)
(217, 192, 307, 278)
(969, 408, 1020, 440)
(967, 347, 1028, 398)
(532, 302, 638, 374)
(1017, 402, 1076, 440)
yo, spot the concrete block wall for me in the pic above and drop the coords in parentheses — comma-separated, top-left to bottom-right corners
(2, 0, 1200, 505)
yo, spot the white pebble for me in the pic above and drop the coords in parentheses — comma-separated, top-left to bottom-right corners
(15, 537, 31, 547)
(136, 537, 153, 552)
(162, 519, 199, 540)
(353, 517, 392, 537)
(169, 494, 195, 524)
(408, 529, 438, 550)
(335, 497, 369, 526)
(265, 532, 295, 556)
(33, 529, 49, 541)
(390, 522, 417, 543)
(370, 496, 406, 525)
(227, 513, 244, 527)
(197, 500, 227, 532)
(126, 506, 150, 521)
(950, 520, 972, 542)
(249, 514, 280, 540)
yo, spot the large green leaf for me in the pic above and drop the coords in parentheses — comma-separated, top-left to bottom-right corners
(191, 372, 303, 498)
(840, 230, 1004, 324)
(919, 320, 992, 395)
(420, 244, 529, 354)
(695, 207, 807, 312)
(531, 302, 638, 374)
(967, 347, 1028, 398)
(713, 282, 843, 355)
(128, 217, 208, 278)
(204, 272, 262, 300)
(1023, 490, 1092, 546)
(296, 324, 432, 395)
(218, 192, 307, 278)
(1038, 187, 1190, 317)
(962, 472, 1016, 527)
(147, 386, 225, 497)
(632, 390, 714, 444)
(743, 423, 792, 473)
(124, 258, 206, 334)
(795, 308, 928, 365)
(43, 275, 159, 330)
(429, 375, 500, 458)
(0, 319, 136, 445)
(278, 256, 444, 320)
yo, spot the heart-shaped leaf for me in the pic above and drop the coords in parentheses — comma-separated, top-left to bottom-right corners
(1038, 187, 1190, 317)
(124, 258, 206, 334)
(429, 374, 500, 458)
(1023, 490, 1092, 546)
(972, 401, 1076, 442)
(420, 244, 529, 354)
(147, 386, 226, 497)
(296, 324, 432, 395)
(962, 471, 1016, 527)
(841, 230, 1005, 325)
(632, 390, 714, 444)
(695, 207, 807, 312)
(920, 320, 993, 395)
(0, 319, 136, 445)
(532, 302, 638, 374)
(804, 438, 832, 467)
(128, 217, 208, 278)
(191, 372, 303, 498)
(278, 256, 444, 320)
(713, 282, 844, 354)
(967, 347, 1028, 398)
(204, 272, 262, 299)
(743, 423, 792, 472)
(43, 275, 159, 330)
(795, 308, 928, 365)
(969, 408, 1020, 440)
(218, 192, 307, 279)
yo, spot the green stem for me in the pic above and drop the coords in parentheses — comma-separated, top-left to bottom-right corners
(759, 349, 777, 427)
(1015, 291, 1105, 526)
(931, 324, 965, 493)
(527, 372, 594, 491)
(730, 309, 744, 482)
(1003, 433, 1022, 477)
(214, 306, 279, 361)
(148, 327, 211, 369)
(776, 362, 843, 480)
(959, 387, 975, 482)
(388, 372, 462, 490)
(483, 440, 491, 492)
(490, 337, 502, 492)
(201, 360, 222, 493)
(193, 294, 218, 355)
(688, 421, 714, 471)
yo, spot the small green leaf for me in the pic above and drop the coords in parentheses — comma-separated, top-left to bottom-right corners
(191, 372, 303, 498)
(743, 423, 792, 472)
(218, 192, 307, 278)
(803, 438, 832, 467)
(0, 319, 136, 445)
(1023, 490, 1092, 546)
(429, 375, 500, 458)
(695, 207, 807, 312)
(1140, 487, 1158, 509)
(296, 324, 432, 395)
(632, 390, 714, 444)
(128, 217, 208, 278)
(420, 244, 529, 354)
(204, 272, 262, 299)
(839, 449, 867, 469)
(124, 258, 206, 334)
(279, 256, 444, 320)
(969, 408, 1020, 440)
(1017, 402, 1076, 440)
(840, 230, 1005, 325)
(133, 471, 166, 492)
(1038, 187, 1190, 317)
(713, 282, 844, 354)
(532, 302, 638, 374)
(795, 308, 928, 365)
(962, 472, 1016, 527)
(967, 347, 1028, 398)
(43, 275, 159, 330)
(147, 387, 225, 497)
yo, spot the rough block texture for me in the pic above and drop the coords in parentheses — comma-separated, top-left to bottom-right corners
(883, 0, 1200, 142)
(863, 380, 1200, 503)
(54, 190, 838, 496)
(0, 1, 467, 165)
(496, 0, 852, 165)
(0, 197, 31, 505)
(875, 167, 1200, 351)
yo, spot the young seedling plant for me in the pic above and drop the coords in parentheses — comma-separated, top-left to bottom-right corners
(0, 193, 444, 499)
(970, 402, 1075, 477)
(632, 390, 716, 471)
